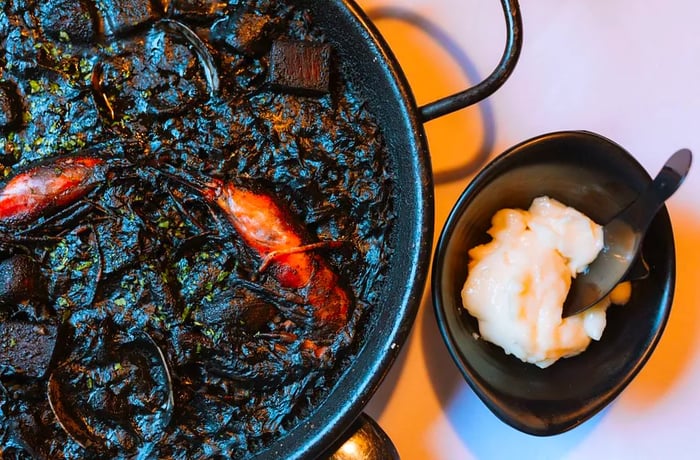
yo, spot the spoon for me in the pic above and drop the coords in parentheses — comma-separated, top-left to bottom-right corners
(562, 148, 692, 317)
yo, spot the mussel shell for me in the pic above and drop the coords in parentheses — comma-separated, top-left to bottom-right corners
(47, 328, 174, 452)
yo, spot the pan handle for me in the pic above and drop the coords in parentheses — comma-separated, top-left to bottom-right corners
(324, 412, 399, 460)
(418, 0, 522, 122)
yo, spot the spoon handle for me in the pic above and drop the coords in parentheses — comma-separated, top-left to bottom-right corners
(562, 149, 692, 318)
(616, 149, 692, 235)
(650, 148, 692, 203)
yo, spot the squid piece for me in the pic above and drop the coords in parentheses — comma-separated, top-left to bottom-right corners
(268, 40, 332, 96)
(0, 321, 58, 379)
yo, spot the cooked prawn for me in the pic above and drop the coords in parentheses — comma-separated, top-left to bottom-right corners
(0, 156, 106, 227)
(202, 179, 350, 330)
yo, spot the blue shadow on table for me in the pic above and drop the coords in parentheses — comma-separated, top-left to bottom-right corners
(419, 294, 600, 458)
(365, 6, 496, 185)
(445, 381, 602, 458)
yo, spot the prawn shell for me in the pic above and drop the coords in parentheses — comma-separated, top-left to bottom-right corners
(214, 183, 349, 326)
(0, 157, 105, 226)
(215, 183, 314, 287)
(305, 262, 350, 326)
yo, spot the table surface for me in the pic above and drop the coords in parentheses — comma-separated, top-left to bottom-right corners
(355, 0, 700, 459)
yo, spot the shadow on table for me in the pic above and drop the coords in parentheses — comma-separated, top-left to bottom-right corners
(620, 206, 700, 407)
(419, 293, 600, 459)
(365, 6, 496, 185)
(363, 3, 500, 420)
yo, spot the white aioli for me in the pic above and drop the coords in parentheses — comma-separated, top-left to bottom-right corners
(462, 196, 630, 368)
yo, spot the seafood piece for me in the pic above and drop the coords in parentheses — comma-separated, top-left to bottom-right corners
(37, 0, 97, 43)
(92, 19, 219, 123)
(0, 321, 58, 378)
(210, 9, 280, 56)
(0, 81, 22, 131)
(0, 255, 46, 309)
(160, 19, 220, 96)
(95, 0, 162, 37)
(269, 40, 332, 96)
(202, 180, 350, 330)
(48, 326, 174, 452)
(0, 156, 107, 227)
(190, 279, 327, 385)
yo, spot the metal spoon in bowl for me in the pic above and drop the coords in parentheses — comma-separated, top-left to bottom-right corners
(562, 148, 692, 318)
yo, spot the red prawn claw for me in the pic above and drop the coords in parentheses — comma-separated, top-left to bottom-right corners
(0, 157, 105, 226)
(211, 181, 350, 329)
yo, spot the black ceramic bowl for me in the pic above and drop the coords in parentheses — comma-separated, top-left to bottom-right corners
(432, 131, 675, 436)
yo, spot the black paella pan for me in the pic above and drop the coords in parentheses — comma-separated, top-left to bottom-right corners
(0, 0, 522, 458)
